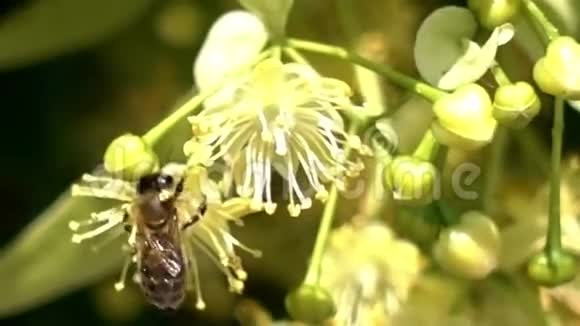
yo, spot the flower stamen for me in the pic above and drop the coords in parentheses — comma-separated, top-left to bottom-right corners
(114, 255, 133, 291)
(70, 208, 125, 244)
(187, 58, 368, 216)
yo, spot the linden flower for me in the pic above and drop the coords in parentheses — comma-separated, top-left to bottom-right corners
(187, 58, 369, 217)
(320, 223, 424, 325)
(69, 163, 261, 310)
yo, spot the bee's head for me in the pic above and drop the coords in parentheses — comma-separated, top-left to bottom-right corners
(137, 164, 186, 199)
(137, 173, 174, 194)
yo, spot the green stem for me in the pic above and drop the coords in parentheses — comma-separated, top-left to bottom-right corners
(286, 38, 447, 102)
(304, 122, 360, 285)
(522, 0, 560, 43)
(413, 129, 439, 162)
(486, 64, 511, 215)
(435, 200, 460, 226)
(337, 0, 359, 46)
(546, 97, 564, 255)
(336, 0, 388, 118)
(142, 49, 272, 146)
(283, 47, 310, 65)
(142, 88, 216, 146)
(483, 127, 508, 215)
(303, 186, 339, 285)
(272, 45, 283, 60)
(516, 128, 551, 176)
(490, 62, 512, 86)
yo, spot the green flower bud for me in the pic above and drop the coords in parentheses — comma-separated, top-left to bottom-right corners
(533, 36, 580, 100)
(432, 83, 497, 150)
(527, 250, 577, 287)
(385, 156, 439, 205)
(285, 285, 336, 323)
(493, 81, 541, 128)
(468, 0, 521, 29)
(396, 206, 442, 247)
(103, 134, 159, 180)
(433, 211, 500, 279)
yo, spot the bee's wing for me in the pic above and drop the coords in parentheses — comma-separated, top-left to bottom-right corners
(138, 215, 184, 278)
(147, 237, 184, 278)
(156, 247, 182, 278)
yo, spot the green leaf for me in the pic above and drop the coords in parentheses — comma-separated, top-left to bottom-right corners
(0, 191, 125, 317)
(0, 0, 153, 70)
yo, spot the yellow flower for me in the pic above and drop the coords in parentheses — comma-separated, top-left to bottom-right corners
(69, 163, 261, 310)
(187, 58, 369, 217)
(320, 223, 424, 325)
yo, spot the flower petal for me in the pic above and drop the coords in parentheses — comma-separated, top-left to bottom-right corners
(193, 10, 268, 109)
(414, 6, 477, 87)
(438, 23, 514, 90)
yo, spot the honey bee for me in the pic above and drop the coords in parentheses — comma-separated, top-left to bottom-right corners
(132, 171, 205, 310)
(70, 163, 241, 311)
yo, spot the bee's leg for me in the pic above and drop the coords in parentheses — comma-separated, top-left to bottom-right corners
(181, 197, 207, 230)
(181, 214, 201, 230)
(122, 211, 132, 233)
(121, 239, 138, 256)
(198, 196, 207, 215)
(132, 272, 142, 285)
(120, 205, 137, 247)
(115, 205, 137, 291)
(128, 224, 138, 247)
(114, 254, 133, 291)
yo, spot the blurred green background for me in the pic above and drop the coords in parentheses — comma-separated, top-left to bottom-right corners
(2, 0, 580, 325)
(0, 1, 274, 324)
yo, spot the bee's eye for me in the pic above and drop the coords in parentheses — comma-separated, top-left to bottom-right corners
(156, 175, 174, 189)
